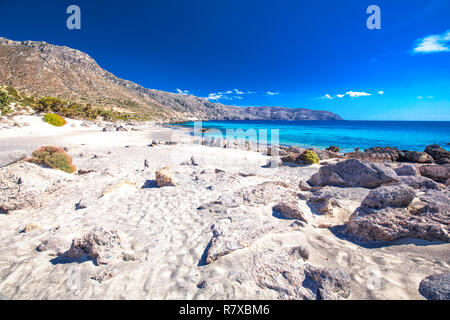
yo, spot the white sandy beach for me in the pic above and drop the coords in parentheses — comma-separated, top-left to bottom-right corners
(0, 115, 448, 300)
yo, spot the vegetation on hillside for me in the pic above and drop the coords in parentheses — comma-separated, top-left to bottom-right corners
(0, 90, 12, 115)
(28, 146, 76, 173)
(34, 96, 150, 122)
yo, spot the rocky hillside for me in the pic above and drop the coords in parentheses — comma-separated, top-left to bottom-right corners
(0, 37, 342, 121)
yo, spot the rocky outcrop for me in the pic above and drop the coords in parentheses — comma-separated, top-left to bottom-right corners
(249, 248, 351, 300)
(419, 164, 450, 184)
(307, 159, 400, 189)
(0, 161, 64, 213)
(347, 186, 449, 242)
(62, 227, 135, 266)
(155, 167, 177, 187)
(273, 201, 308, 221)
(419, 273, 450, 300)
(425, 145, 450, 164)
(205, 214, 299, 264)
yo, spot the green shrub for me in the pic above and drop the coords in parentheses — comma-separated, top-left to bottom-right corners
(44, 113, 67, 126)
(0, 91, 12, 116)
(29, 146, 76, 173)
(300, 150, 320, 165)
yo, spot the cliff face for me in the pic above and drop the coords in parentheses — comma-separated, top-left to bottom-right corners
(0, 37, 342, 121)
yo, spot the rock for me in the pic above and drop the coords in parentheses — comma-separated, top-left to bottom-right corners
(399, 176, 440, 190)
(273, 201, 308, 222)
(76, 198, 90, 210)
(299, 180, 313, 191)
(197, 280, 209, 289)
(303, 264, 351, 300)
(315, 149, 343, 160)
(326, 146, 340, 153)
(288, 245, 310, 260)
(80, 121, 91, 128)
(394, 164, 419, 176)
(70, 123, 76, 128)
(411, 189, 450, 216)
(62, 227, 133, 266)
(191, 156, 199, 166)
(0, 150, 27, 168)
(307, 159, 400, 189)
(0, 161, 64, 214)
(346, 147, 403, 162)
(307, 192, 339, 215)
(262, 158, 283, 168)
(91, 268, 117, 283)
(116, 126, 128, 132)
(425, 144, 450, 164)
(102, 126, 114, 132)
(403, 151, 433, 163)
(37, 237, 72, 256)
(419, 273, 450, 300)
(281, 153, 302, 164)
(361, 184, 416, 209)
(144, 158, 149, 168)
(419, 164, 450, 183)
(249, 248, 350, 300)
(347, 187, 449, 242)
(23, 222, 40, 233)
(155, 167, 176, 187)
(206, 214, 296, 264)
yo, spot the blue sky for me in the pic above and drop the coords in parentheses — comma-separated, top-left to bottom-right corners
(0, 0, 449, 120)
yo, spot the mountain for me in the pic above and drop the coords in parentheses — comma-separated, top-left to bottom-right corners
(0, 37, 342, 121)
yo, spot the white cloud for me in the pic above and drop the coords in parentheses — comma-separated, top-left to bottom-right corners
(207, 93, 223, 100)
(417, 96, 434, 99)
(266, 91, 280, 96)
(378, 91, 384, 95)
(321, 91, 375, 100)
(176, 88, 190, 95)
(413, 30, 450, 54)
(346, 91, 372, 97)
(233, 89, 244, 94)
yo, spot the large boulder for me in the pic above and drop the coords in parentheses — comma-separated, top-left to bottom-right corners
(402, 151, 433, 163)
(419, 164, 450, 183)
(425, 145, 450, 164)
(0, 161, 65, 214)
(361, 184, 416, 209)
(62, 227, 135, 266)
(399, 176, 440, 190)
(0, 150, 27, 168)
(419, 273, 450, 300)
(347, 187, 450, 242)
(273, 201, 308, 222)
(307, 159, 400, 189)
(394, 164, 419, 176)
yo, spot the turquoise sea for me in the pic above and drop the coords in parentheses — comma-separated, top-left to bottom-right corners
(178, 120, 450, 152)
